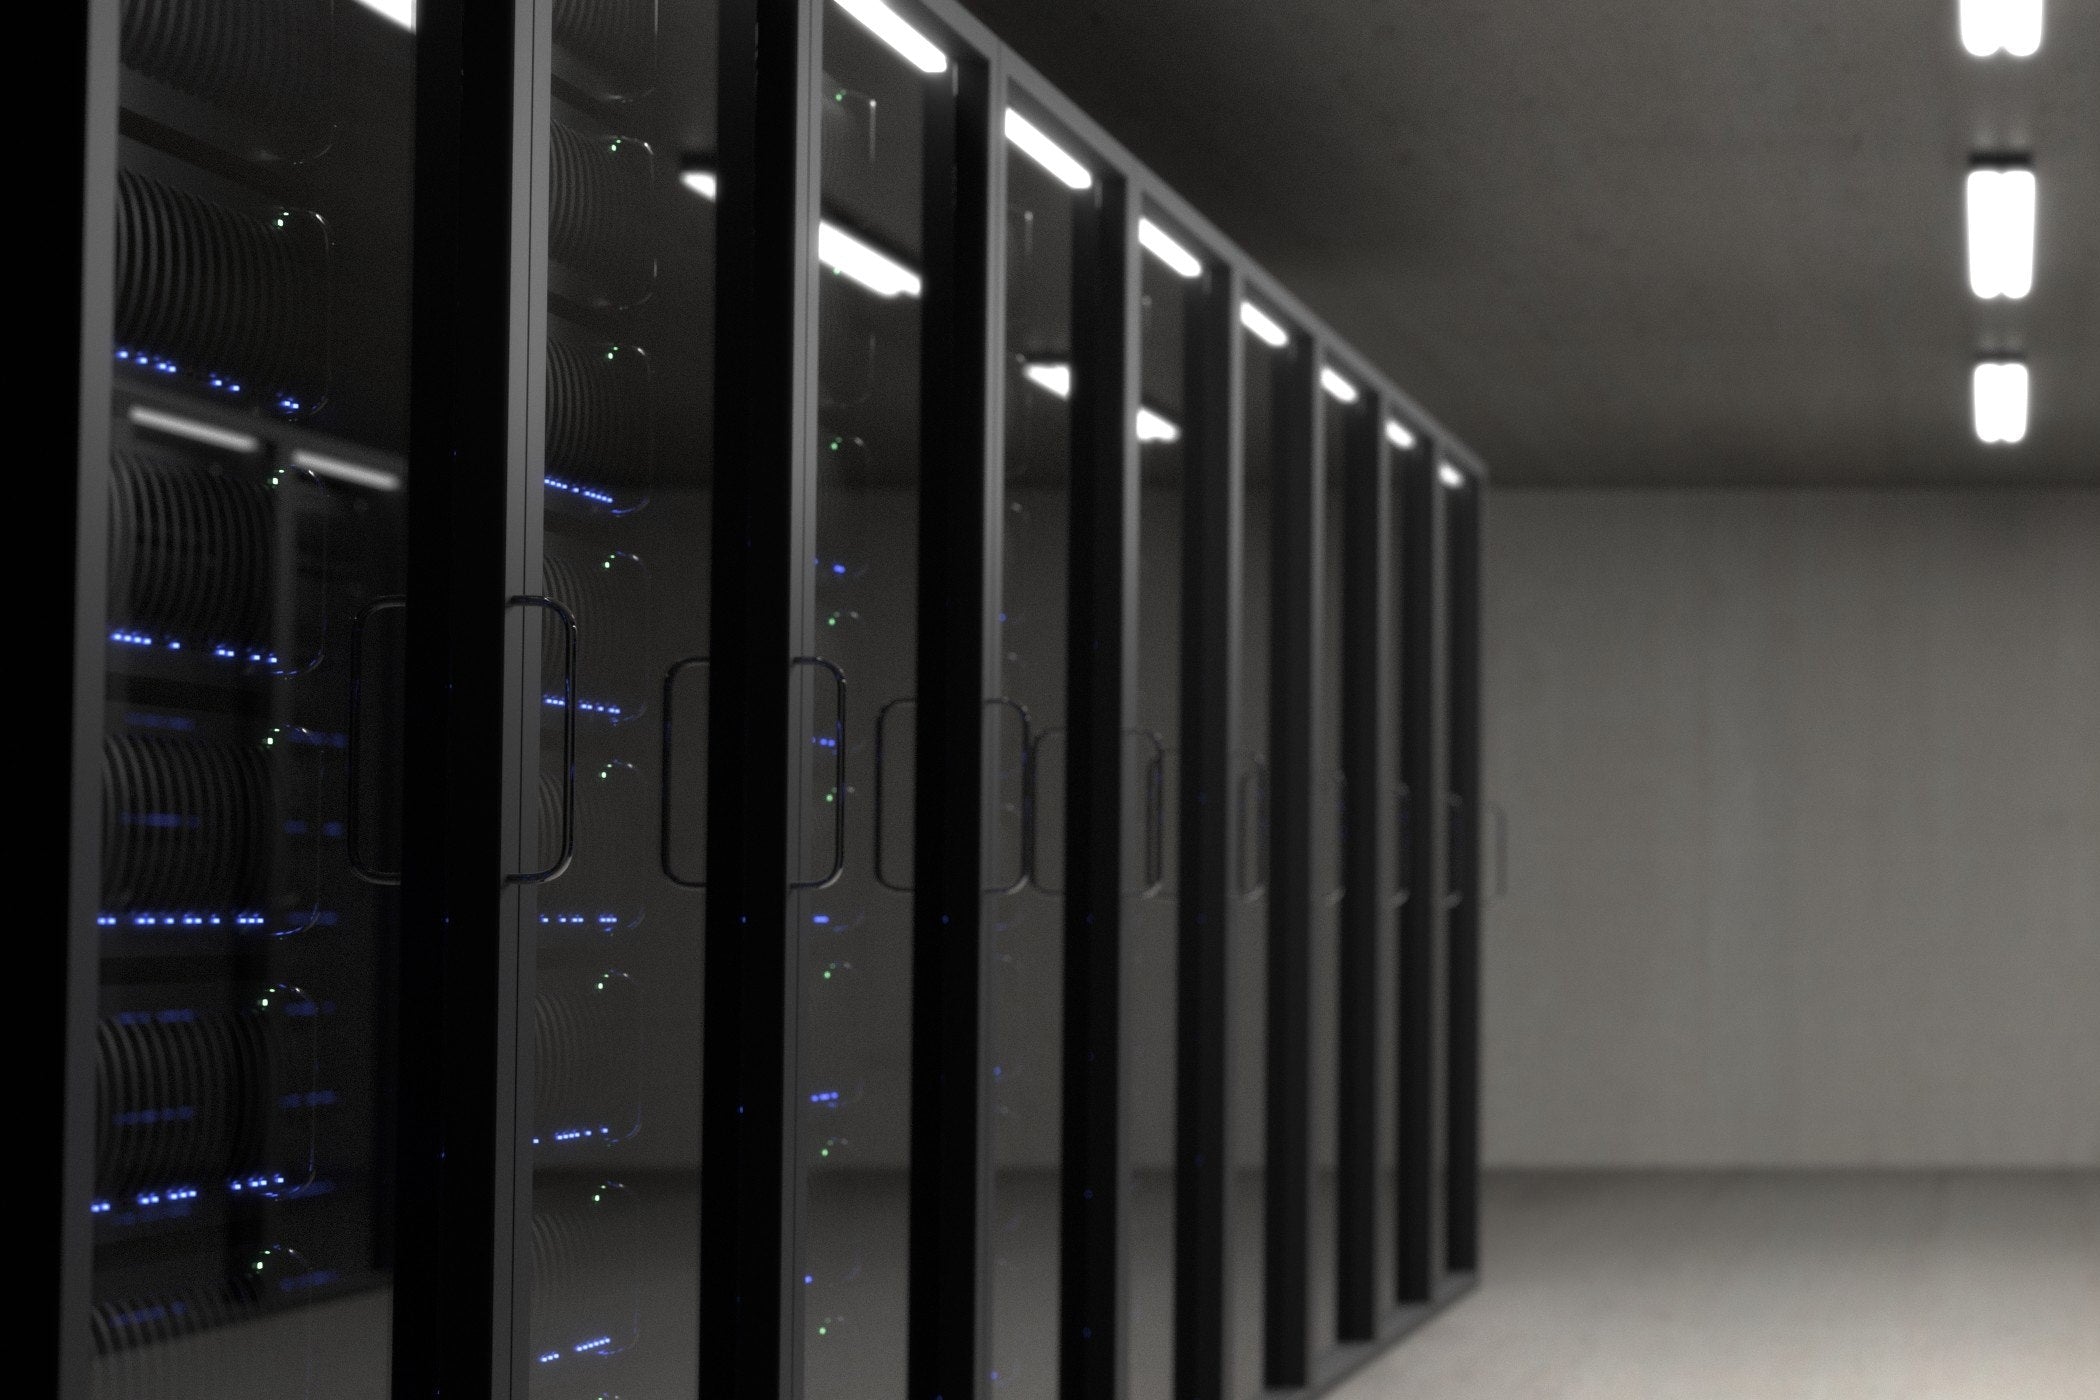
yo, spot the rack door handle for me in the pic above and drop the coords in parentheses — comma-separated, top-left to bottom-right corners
(1391, 782, 1413, 908)
(1236, 754, 1270, 900)
(660, 656, 709, 888)
(1488, 799, 1509, 900)
(986, 697, 1033, 897)
(1444, 791, 1466, 909)
(873, 696, 914, 894)
(510, 595, 578, 886)
(347, 595, 407, 886)
(1131, 728, 1168, 899)
(792, 656, 847, 891)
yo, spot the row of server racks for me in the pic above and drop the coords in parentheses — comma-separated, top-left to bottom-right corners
(46, 0, 1488, 1397)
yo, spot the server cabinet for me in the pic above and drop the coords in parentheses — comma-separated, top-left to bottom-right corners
(62, 1, 422, 1395)
(56, 3, 1491, 1398)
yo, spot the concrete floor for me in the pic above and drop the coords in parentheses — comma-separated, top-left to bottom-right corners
(1333, 1172, 2100, 1400)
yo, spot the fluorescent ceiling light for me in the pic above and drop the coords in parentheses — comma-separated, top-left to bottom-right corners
(681, 169, 718, 201)
(1960, 0, 2043, 57)
(1137, 218, 1202, 278)
(1320, 367, 1359, 404)
(128, 404, 260, 454)
(818, 221, 923, 298)
(1967, 165, 2036, 299)
(292, 448, 402, 492)
(1022, 361, 1072, 399)
(1385, 419, 1417, 450)
(1005, 110, 1092, 190)
(834, 0, 949, 73)
(352, 0, 415, 28)
(1972, 361, 2029, 444)
(1439, 463, 1467, 489)
(1135, 407, 1181, 444)
(1239, 302, 1288, 348)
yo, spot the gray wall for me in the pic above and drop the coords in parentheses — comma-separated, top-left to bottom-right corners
(1481, 488, 2100, 1168)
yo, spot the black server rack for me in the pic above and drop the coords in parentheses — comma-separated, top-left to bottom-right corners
(55, 3, 1490, 1399)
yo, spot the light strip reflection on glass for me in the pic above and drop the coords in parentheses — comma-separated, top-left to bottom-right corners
(818, 221, 924, 298)
(1137, 217, 1202, 278)
(1005, 109, 1093, 190)
(1240, 301, 1288, 348)
(834, 0, 949, 73)
(127, 404, 261, 455)
(1439, 463, 1467, 490)
(1022, 361, 1073, 399)
(1386, 419, 1418, 450)
(352, 0, 416, 29)
(1135, 407, 1182, 444)
(291, 449, 401, 492)
(681, 169, 719, 201)
(1320, 367, 1360, 404)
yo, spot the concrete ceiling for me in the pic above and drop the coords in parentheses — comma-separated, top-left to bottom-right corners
(956, 0, 2100, 486)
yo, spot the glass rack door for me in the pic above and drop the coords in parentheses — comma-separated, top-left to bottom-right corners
(86, 1, 418, 1394)
(519, 2, 719, 1395)
(989, 94, 1083, 1400)
(797, 2, 947, 1393)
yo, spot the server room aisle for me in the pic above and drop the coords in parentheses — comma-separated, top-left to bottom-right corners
(1329, 1173, 2100, 1400)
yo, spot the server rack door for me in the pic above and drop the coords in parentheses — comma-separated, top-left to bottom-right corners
(1305, 372, 1349, 1358)
(1373, 419, 1419, 1321)
(79, 0, 419, 1393)
(1126, 205, 1205, 1397)
(1227, 304, 1281, 1400)
(1442, 469, 1483, 1279)
(796, 2, 960, 1392)
(513, 1, 721, 1395)
(988, 91, 1087, 1400)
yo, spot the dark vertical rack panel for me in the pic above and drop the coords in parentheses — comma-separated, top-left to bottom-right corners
(986, 92, 1081, 1400)
(907, 22, 996, 1400)
(521, 0, 722, 1395)
(1229, 307, 1278, 1400)
(1444, 476, 1484, 1276)
(700, 0, 804, 1391)
(1373, 426, 1412, 1322)
(1062, 172, 1136, 1400)
(1264, 333, 1317, 1390)
(1174, 258, 1237, 1400)
(1127, 222, 1193, 1399)
(1397, 450, 1449, 1306)
(1334, 393, 1382, 1342)
(86, 0, 426, 1394)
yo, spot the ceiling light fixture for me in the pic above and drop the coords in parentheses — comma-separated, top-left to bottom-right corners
(1320, 367, 1360, 404)
(1967, 163, 2036, 299)
(1239, 302, 1288, 349)
(1022, 361, 1073, 399)
(1136, 407, 1182, 443)
(1005, 109, 1093, 190)
(1439, 463, 1467, 489)
(1137, 218, 1203, 278)
(1972, 360, 2029, 444)
(1385, 419, 1418, 451)
(818, 221, 923, 298)
(834, 0, 949, 73)
(1960, 0, 2043, 57)
(681, 169, 718, 201)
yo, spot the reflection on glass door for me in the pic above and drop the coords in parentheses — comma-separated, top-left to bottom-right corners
(1128, 208, 1201, 1397)
(798, 3, 941, 1394)
(522, 2, 719, 1396)
(1307, 372, 1351, 1352)
(1376, 420, 1412, 1318)
(1230, 302, 1282, 1399)
(989, 98, 1081, 1400)
(89, 1, 417, 1394)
